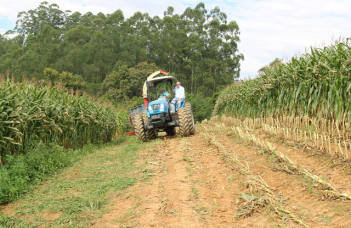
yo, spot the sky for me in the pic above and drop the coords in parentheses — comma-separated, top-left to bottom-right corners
(1, 0, 351, 79)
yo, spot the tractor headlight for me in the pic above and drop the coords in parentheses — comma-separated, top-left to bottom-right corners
(148, 105, 153, 113)
(160, 104, 164, 112)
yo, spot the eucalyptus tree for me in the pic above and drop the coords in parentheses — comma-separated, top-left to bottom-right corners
(119, 11, 152, 67)
(202, 6, 242, 94)
(1, 2, 243, 97)
(0, 35, 6, 56)
(146, 15, 162, 65)
(15, 1, 67, 36)
(81, 30, 108, 83)
(63, 11, 82, 31)
(180, 3, 243, 95)
(57, 25, 92, 80)
(104, 9, 125, 68)
(181, 4, 208, 94)
(101, 62, 158, 101)
(155, 7, 188, 74)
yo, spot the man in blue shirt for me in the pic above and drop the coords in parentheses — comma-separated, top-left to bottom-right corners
(159, 88, 171, 101)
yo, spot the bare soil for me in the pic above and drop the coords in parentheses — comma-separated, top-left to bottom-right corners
(94, 120, 351, 227)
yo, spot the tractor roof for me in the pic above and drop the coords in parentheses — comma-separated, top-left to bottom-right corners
(147, 76, 177, 84)
(143, 70, 178, 98)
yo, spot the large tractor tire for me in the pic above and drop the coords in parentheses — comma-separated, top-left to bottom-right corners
(184, 102, 195, 135)
(133, 114, 146, 142)
(178, 107, 191, 137)
(142, 110, 157, 140)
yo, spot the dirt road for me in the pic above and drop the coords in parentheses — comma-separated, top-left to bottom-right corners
(95, 118, 351, 228)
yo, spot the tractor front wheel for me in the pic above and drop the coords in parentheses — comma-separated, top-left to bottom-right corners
(133, 114, 147, 142)
(142, 110, 157, 140)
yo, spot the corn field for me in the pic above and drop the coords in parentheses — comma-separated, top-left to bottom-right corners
(0, 77, 122, 164)
(212, 38, 351, 159)
(214, 38, 351, 122)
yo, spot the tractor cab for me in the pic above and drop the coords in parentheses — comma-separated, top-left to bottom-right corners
(145, 76, 181, 118)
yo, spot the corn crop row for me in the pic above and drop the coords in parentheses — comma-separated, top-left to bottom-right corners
(0, 79, 121, 164)
(263, 124, 350, 159)
(214, 38, 351, 125)
(220, 115, 351, 160)
(259, 116, 349, 140)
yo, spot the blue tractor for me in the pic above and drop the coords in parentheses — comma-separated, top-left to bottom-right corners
(130, 70, 195, 141)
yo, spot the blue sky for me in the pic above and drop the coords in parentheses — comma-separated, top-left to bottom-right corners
(1, 0, 351, 79)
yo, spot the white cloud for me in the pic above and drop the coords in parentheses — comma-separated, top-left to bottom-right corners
(223, 0, 351, 78)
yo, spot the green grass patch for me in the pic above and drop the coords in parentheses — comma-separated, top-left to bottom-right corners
(0, 136, 159, 227)
(0, 142, 99, 205)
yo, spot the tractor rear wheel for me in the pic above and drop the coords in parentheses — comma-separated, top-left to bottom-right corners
(133, 114, 146, 142)
(185, 102, 195, 135)
(142, 110, 157, 140)
(178, 107, 191, 137)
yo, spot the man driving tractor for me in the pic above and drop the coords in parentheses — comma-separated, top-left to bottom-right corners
(159, 88, 171, 101)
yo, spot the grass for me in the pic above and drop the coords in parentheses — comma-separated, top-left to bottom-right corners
(193, 205, 210, 215)
(191, 187, 199, 199)
(320, 215, 331, 223)
(182, 156, 192, 162)
(0, 142, 97, 205)
(0, 136, 160, 227)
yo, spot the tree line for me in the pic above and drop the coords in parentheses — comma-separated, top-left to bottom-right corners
(0, 1, 243, 100)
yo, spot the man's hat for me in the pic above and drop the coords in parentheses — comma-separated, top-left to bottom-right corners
(161, 88, 165, 91)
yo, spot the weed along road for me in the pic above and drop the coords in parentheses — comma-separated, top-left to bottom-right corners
(1, 117, 351, 227)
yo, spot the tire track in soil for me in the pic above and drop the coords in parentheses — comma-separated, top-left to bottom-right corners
(95, 131, 281, 227)
(206, 119, 351, 227)
(150, 138, 198, 227)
